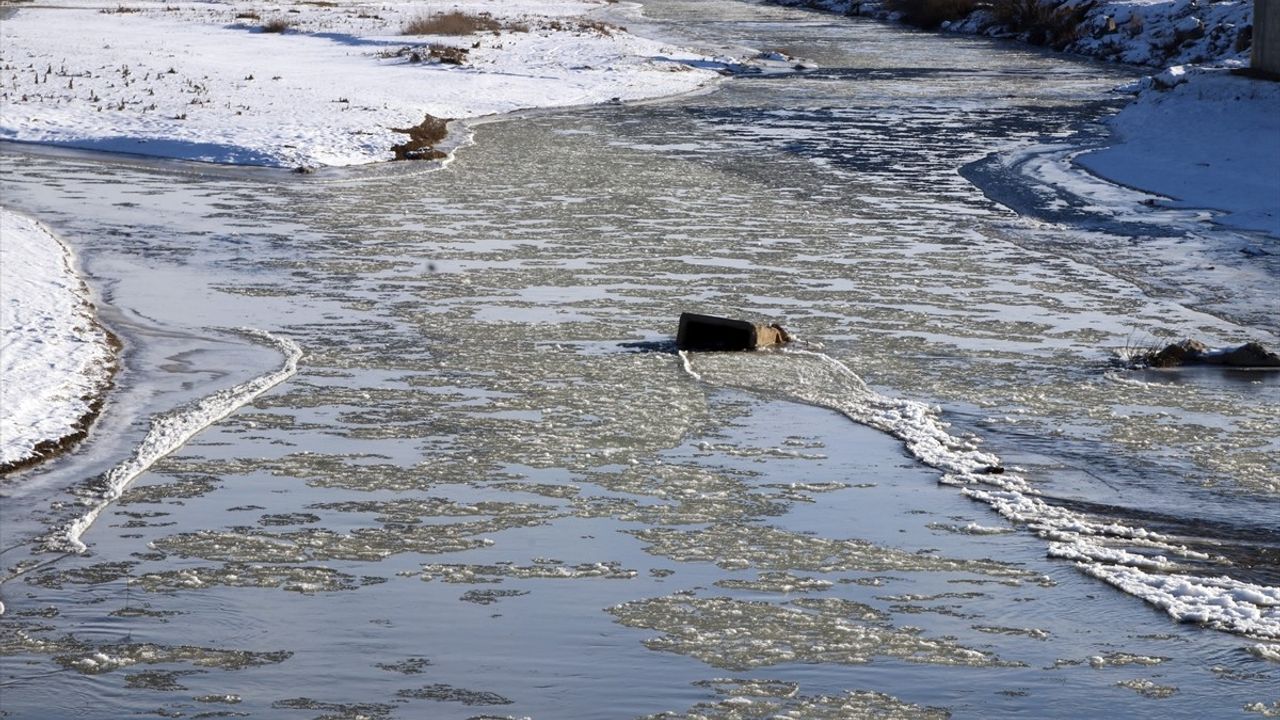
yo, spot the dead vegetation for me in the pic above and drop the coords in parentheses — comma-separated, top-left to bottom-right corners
(400, 11, 621, 37)
(425, 45, 468, 65)
(379, 44, 470, 65)
(390, 113, 450, 161)
(542, 18, 623, 35)
(260, 17, 294, 33)
(884, 0, 978, 28)
(402, 11, 520, 35)
(989, 0, 1090, 49)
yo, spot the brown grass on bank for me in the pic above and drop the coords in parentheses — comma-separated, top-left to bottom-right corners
(886, 0, 1088, 48)
(543, 18, 622, 35)
(989, 0, 1087, 49)
(377, 44, 471, 65)
(260, 16, 293, 33)
(402, 11, 509, 35)
(885, 0, 978, 28)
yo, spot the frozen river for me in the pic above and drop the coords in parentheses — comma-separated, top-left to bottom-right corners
(2, 1, 1278, 717)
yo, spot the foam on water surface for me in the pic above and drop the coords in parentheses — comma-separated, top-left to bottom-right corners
(682, 347, 1280, 641)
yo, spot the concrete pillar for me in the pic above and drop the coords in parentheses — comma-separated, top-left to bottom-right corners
(1255, 0, 1280, 75)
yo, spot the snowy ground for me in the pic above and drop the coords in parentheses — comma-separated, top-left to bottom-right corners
(0, 208, 116, 472)
(774, 0, 1279, 238)
(1077, 66, 1280, 237)
(0, 0, 724, 168)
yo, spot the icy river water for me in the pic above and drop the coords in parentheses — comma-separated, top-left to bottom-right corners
(3, 0, 1279, 717)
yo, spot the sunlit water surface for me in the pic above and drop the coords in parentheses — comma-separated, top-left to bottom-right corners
(2, 1, 1278, 718)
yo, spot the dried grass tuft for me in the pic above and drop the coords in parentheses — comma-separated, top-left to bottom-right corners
(260, 17, 293, 33)
(989, 0, 1088, 48)
(403, 11, 506, 35)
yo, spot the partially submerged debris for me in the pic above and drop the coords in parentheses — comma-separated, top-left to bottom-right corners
(677, 312, 792, 351)
(390, 113, 451, 161)
(1137, 339, 1280, 368)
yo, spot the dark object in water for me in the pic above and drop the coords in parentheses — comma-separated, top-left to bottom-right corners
(1143, 339, 1280, 368)
(676, 312, 792, 351)
(390, 113, 451, 161)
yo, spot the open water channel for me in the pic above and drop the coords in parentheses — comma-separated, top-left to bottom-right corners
(2, 0, 1278, 717)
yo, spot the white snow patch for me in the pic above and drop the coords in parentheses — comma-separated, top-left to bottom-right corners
(961, 522, 1012, 535)
(775, 0, 1276, 238)
(1077, 68, 1280, 237)
(0, 207, 116, 470)
(0, 0, 721, 168)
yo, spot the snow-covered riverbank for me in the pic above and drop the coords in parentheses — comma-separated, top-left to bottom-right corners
(0, 0, 722, 168)
(773, 0, 1279, 238)
(0, 208, 117, 473)
(1078, 66, 1280, 236)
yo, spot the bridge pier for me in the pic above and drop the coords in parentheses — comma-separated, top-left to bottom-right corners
(1254, 0, 1280, 76)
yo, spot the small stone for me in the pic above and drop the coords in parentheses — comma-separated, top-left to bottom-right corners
(1216, 341, 1280, 367)
(1146, 339, 1208, 367)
